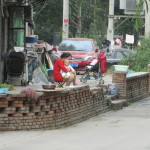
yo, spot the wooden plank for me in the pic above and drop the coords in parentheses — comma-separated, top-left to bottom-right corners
(36, 88, 64, 92)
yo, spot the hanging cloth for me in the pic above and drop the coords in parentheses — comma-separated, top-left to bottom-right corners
(45, 52, 54, 70)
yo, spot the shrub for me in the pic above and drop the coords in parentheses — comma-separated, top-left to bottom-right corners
(0, 84, 14, 91)
(120, 38, 150, 72)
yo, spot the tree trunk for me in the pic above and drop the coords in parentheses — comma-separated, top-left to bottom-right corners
(76, 5, 82, 37)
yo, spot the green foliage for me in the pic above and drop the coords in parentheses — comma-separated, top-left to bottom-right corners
(114, 0, 149, 46)
(31, 0, 149, 46)
(107, 66, 115, 74)
(114, 18, 144, 47)
(131, 0, 150, 33)
(32, 0, 108, 45)
(82, 0, 108, 46)
(0, 84, 14, 91)
(120, 38, 150, 72)
(132, 0, 145, 32)
(33, 0, 63, 44)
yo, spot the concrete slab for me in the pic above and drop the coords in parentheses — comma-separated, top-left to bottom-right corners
(6, 74, 112, 95)
(111, 99, 128, 110)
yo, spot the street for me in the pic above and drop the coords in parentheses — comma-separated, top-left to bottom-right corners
(1, 97, 150, 150)
(0, 0, 150, 149)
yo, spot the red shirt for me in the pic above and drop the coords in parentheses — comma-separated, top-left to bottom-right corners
(53, 59, 69, 82)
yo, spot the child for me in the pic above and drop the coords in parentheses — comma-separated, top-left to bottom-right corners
(61, 59, 76, 79)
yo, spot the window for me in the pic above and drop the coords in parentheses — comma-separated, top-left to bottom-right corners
(115, 51, 124, 59)
(58, 40, 93, 52)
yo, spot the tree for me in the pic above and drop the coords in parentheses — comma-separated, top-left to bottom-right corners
(69, 0, 109, 45)
(32, 0, 109, 45)
(114, 0, 150, 47)
(32, 0, 63, 44)
(120, 38, 150, 72)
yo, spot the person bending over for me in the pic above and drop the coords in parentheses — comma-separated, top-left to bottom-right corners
(53, 53, 77, 86)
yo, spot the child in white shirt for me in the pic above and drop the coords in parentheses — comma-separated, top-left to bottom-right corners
(61, 59, 76, 79)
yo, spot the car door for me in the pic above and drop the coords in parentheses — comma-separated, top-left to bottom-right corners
(115, 50, 125, 61)
(106, 51, 116, 65)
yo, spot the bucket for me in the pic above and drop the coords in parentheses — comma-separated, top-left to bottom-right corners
(26, 35, 39, 43)
(0, 88, 9, 94)
(114, 65, 129, 72)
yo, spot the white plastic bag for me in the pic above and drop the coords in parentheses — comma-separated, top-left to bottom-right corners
(108, 85, 118, 95)
(32, 67, 50, 85)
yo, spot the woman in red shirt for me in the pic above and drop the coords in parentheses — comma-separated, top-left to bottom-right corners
(53, 53, 77, 86)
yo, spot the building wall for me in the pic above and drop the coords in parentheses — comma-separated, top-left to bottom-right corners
(0, 5, 9, 83)
(0, 8, 4, 83)
(0, 8, 2, 49)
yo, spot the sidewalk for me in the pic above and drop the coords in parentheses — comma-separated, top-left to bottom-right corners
(7, 74, 112, 95)
(77, 74, 112, 87)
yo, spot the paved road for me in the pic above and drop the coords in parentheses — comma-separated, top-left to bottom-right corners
(1, 97, 150, 150)
(77, 74, 112, 87)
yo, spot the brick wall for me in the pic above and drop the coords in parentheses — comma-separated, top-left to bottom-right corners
(113, 71, 150, 102)
(112, 71, 127, 98)
(126, 73, 149, 102)
(0, 86, 110, 131)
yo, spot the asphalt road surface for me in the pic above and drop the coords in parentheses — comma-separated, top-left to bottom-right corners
(1, 97, 150, 150)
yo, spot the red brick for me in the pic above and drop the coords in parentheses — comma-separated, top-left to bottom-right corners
(13, 113, 23, 117)
(12, 104, 23, 107)
(0, 105, 7, 107)
(5, 97, 13, 101)
(34, 118, 41, 122)
(2, 101, 8, 105)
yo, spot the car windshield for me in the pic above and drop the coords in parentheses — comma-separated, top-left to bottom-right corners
(107, 53, 113, 58)
(58, 40, 93, 51)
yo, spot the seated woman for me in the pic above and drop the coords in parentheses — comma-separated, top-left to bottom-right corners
(53, 53, 77, 86)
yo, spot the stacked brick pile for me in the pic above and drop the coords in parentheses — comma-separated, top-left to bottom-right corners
(0, 85, 110, 131)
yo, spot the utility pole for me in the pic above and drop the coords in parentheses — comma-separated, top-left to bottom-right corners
(62, 0, 69, 39)
(145, 0, 150, 38)
(107, 0, 114, 41)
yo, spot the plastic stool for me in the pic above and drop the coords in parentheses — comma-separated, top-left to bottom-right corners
(55, 81, 65, 88)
